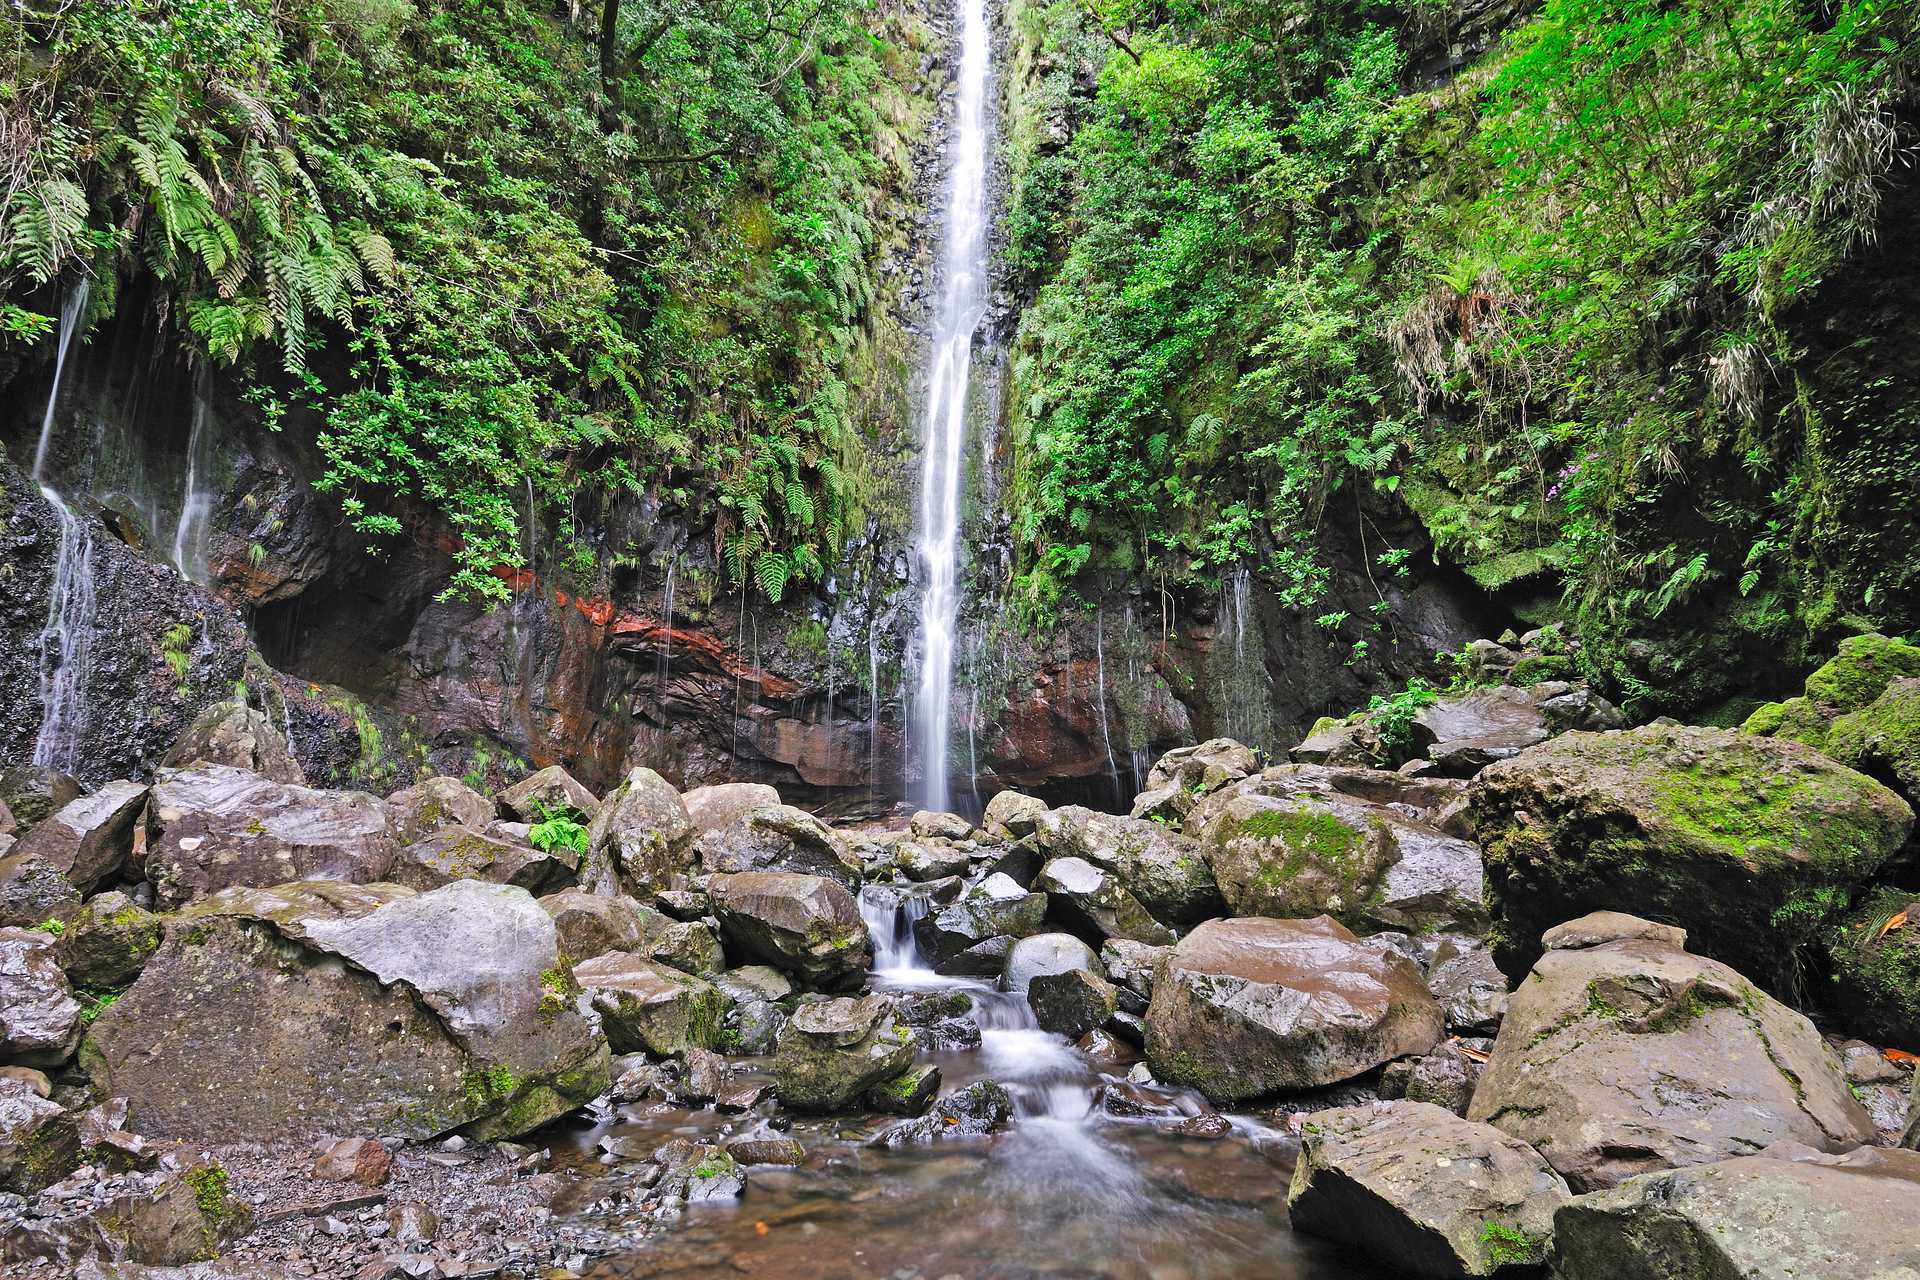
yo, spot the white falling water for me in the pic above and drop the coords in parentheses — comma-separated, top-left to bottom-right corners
(31, 280, 97, 773)
(170, 364, 215, 583)
(910, 0, 992, 815)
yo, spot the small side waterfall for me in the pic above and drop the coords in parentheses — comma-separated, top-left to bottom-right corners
(910, 0, 993, 814)
(169, 364, 216, 584)
(30, 281, 98, 774)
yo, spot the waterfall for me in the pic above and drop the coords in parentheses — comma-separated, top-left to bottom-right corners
(170, 364, 215, 583)
(1093, 607, 1121, 804)
(30, 280, 97, 774)
(910, 0, 993, 815)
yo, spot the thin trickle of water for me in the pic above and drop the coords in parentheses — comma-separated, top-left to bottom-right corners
(1093, 608, 1121, 803)
(31, 280, 97, 774)
(910, 0, 993, 815)
(170, 365, 215, 583)
(867, 624, 881, 792)
(656, 556, 677, 696)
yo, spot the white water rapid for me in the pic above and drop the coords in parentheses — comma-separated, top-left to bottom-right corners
(30, 281, 97, 774)
(910, 0, 992, 814)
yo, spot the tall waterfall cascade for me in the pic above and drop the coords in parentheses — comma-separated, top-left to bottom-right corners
(910, 0, 993, 814)
(30, 281, 97, 774)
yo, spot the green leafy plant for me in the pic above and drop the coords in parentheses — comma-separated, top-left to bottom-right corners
(529, 803, 590, 857)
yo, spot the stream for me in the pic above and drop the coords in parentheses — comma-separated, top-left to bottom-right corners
(559, 891, 1381, 1280)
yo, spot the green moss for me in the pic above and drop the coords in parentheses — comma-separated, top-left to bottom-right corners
(31, 917, 66, 936)
(1479, 1221, 1541, 1268)
(1826, 889, 1920, 1050)
(462, 1063, 517, 1113)
(1510, 653, 1576, 686)
(184, 1163, 231, 1224)
(1828, 679, 1920, 796)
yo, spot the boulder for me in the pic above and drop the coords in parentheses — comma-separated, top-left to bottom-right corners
(1412, 686, 1552, 776)
(312, 1135, 391, 1186)
(0, 1075, 79, 1192)
(1291, 717, 1388, 768)
(869, 1079, 1014, 1146)
(0, 926, 82, 1065)
(1034, 856, 1175, 945)
(1466, 920, 1873, 1191)
(1144, 916, 1442, 1103)
(54, 891, 163, 990)
(1288, 1102, 1569, 1277)
(1028, 969, 1118, 1038)
(1380, 1043, 1483, 1117)
(496, 765, 600, 824)
(910, 810, 972, 841)
(893, 987, 981, 1051)
(982, 790, 1047, 839)
(161, 699, 305, 785)
(651, 919, 725, 976)
(1824, 890, 1920, 1052)
(713, 964, 796, 1054)
(383, 776, 494, 846)
(934, 934, 1017, 978)
(84, 880, 609, 1141)
(1188, 768, 1485, 933)
(12, 781, 148, 894)
(1030, 808, 1223, 927)
(538, 889, 671, 962)
(681, 782, 781, 837)
(1540, 910, 1686, 953)
(141, 765, 400, 908)
(865, 1063, 942, 1116)
(0, 766, 82, 830)
(0, 851, 82, 928)
(1099, 938, 1169, 999)
(1004, 932, 1103, 991)
(1552, 1145, 1920, 1280)
(708, 870, 868, 989)
(1471, 724, 1912, 986)
(1826, 674, 1920, 812)
(582, 766, 693, 896)
(1743, 632, 1920, 751)
(1425, 938, 1506, 1035)
(389, 827, 577, 896)
(891, 839, 972, 882)
(1145, 738, 1258, 797)
(914, 873, 1048, 966)
(694, 805, 861, 890)
(573, 952, 731, 1056)
(772, 994, 916, 1112)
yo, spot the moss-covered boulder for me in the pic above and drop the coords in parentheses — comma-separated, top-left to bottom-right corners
(83, 880, 609, 1142)
(1471, 724, 1912, 987)
(573, 953, 732, 1056)
(772, 994, 917, 1112)
(1743, 633, 1920, 749)
(1825, 890, 1920, 1052)
(1827, 676, 1920, 805)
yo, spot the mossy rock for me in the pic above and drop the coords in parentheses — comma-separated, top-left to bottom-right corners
(1471, 724, 1913, 992)
(1825, 890, 1920, 1053)
(1826, 677, 1920, 805)
(1509, 653, 1577, 687)
(1198, 793, 1390, 921)
(1745, 634, 1920, 751)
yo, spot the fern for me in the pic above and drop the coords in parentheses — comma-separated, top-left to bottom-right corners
(785, 480, 814, 525)
(755, 550, 791, 603)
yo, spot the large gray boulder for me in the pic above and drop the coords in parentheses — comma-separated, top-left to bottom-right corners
(0, 851, 82, 928)
(1552, 1145, 1920, 1280)
(497, 765, 600, 823)
(982, 790, 1046, 839)
(389, 827, 577, 895)
(773, 994, 917, 1112)
(0, 926, 82, 1066)
(682, 782, 781, 837)
(539, 889, 672, 963)
(0, 1075, 79, 1192)
(1132, 739, 1259, 821)
(83, 880, 609, 1141)
(582, 766, 693, 896)
(694, 806, 861, 890)
(1188, 767, 1485, 933)
(1466, 916, 1874, 1191)
(1028, 969, 1118, 1038)
(141, 765, 400, 908)
(1471, 723, 1912, 987)
(161, 699, 305, 784)
(1144, 916, 1442, 1103)
(1288, 1101, 1569, 1277)
(914, 872, 1048, 967)
(384, 776, 494, 845)
(1030, 808, 1223, 927)
(573, 952, 731, 1056)
(708, 870, 868, 989)
(1034, 856, 1175, 945)
(11, 780, 148, 894)
(1003, 932, 1103, 992)
(54, 891, 163, 990)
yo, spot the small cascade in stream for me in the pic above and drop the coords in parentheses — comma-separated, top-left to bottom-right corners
(30, 280, 98, 775)
(169, 364, 216, 584)
(909, 0, 992, 815)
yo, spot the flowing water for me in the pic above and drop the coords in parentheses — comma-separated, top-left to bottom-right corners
(30, 281, 98, 774)
(568, 888, 1376, 1280)
(910, 0, 993, 814)
(169, 364, 216, 584)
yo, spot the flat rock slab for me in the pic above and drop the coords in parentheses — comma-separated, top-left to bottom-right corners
(12, 780, 148, 893)
(1144, 916, 1442, 1103)
(1553, 1145, 1920, 1280)
(1289, 1101, 1569, 1278)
